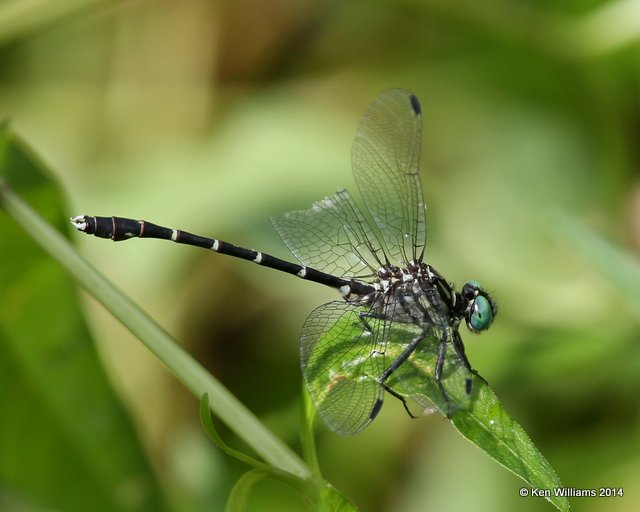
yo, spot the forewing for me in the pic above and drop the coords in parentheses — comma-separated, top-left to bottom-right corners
(300, 300, 388, 435)
(271, 189, 386, 280)
(351, 88, 426, 265)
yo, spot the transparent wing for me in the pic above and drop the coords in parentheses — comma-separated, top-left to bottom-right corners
(302, 299, 476, 432)
(351, 88, 426, 265)
(300, 300, 391, 435)
(271, 189, 387, 280)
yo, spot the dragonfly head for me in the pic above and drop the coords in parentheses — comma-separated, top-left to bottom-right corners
(462, 281, 497, 333)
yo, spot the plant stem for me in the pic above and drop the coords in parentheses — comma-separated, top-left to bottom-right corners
(0, 180, 311, 479)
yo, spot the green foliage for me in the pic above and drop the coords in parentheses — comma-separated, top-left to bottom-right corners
(199, 393, 356, 511)
(447, 378, 568, 512)
(307, 309, 568, 511)
(1, 125, 359, 510)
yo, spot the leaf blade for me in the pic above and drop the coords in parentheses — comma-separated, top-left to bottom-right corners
(449, 377, 569, 512)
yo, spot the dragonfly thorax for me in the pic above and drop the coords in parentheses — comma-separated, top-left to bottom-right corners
(372, 261, 449, 302)
(375, 261, 437, 288)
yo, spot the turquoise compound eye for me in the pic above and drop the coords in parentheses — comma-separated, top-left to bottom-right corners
(469, 295, 493, 332)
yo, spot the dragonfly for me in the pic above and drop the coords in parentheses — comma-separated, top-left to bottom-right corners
(72, 88, 497, 435)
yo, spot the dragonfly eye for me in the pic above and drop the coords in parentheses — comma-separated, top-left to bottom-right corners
(462, 281, 497, 332)
(468, 295, 493, 332)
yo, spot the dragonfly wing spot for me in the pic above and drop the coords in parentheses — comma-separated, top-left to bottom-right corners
(370, 398, 383, 421)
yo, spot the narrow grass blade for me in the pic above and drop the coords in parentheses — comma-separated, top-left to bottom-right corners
(0, 127, 310, 480)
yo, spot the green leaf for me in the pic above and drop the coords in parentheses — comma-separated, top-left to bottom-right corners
(225, 469, 272, 512)
(449, 377, 568, 511)
(225, 470, 357, 512)
(200, 393, 323, 509)
(392, 332, 569, 512)
(200, 393, 358, 511)
(304, 307, 568, 511)
(199, 393, 270, 470)
(316, 486, 358, 512)
(0, 125, 167, 510)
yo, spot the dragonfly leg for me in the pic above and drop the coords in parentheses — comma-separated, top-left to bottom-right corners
(378, 332, 426, 418)
(434, 333, 454, 415)
(452, 331, 488, 391)
(357, 310, 387, 332)
(358, 310, 389, 355)
(381, 382, 417, 419)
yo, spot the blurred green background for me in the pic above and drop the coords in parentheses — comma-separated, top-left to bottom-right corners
(1, 0, 639, 511)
